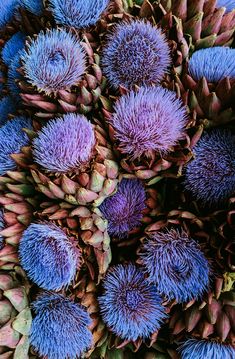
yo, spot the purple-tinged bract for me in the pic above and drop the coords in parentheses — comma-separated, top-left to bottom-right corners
(0, 0, 19, 29)
(216, 0, 235, 13)
(110, 86, 187, 160)
(102, 21, 170, 89)
(21, 0, 44, 15)
(8, 49, 24, 99)
(178, 339, 235, 359)
(19, 223, 80, 290)
(0, 209, 5, 250)
(33, 113, 95, 173)
(99, 264, 166, 341)
(184, 129, 235, 206)
(139, 229, 210, 303)
(189, 47, 235, 82)
(30, 292, 92, 359)
(99, 178, 146, 238)
(21, 29, 86, 95)
(0, 96, 17, 127)
(1, 32, 26, 66)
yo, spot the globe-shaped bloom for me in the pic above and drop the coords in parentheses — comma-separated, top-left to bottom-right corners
(0, 96, 17, 127)
(49, 0, 109, 28)
(178, 339, 235, 359)
(139, 229, 210, 303)
(30, 292, 92, 359)
(33, 113, 95, 173)
(8, 49, 24, 99)
(0, 116, 32, 175)
(110, 86, 187, 160)
(184, 129, 235, 206)
(0, 0, 19, 29)
(21, 29, 86, 95)
(0, 209, 5, 250)
(216, 0, 235, 13)
(188, 47, 235, 82)
(19, 222, 80, 290)
(21, 0, 44, 15)
(1, 32, 26, 66)
(102, 21, 170, 89)
(99, 178, 146, 238)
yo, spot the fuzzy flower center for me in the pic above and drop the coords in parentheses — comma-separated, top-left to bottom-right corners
(125, 289, 143, 310)
(47, 52, 65, 67)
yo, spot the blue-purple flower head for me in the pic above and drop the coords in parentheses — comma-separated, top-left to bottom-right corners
(184, 129, 235, 206)
(0, 96, 17, 127)
(33, 113, 95, 173)
(110, 86, 187, 160)
(1, 32, 26, 66)
(189, 47, 235, 82)
(0, 116, 32, 175)
(21, 0, 44, 15)
(178, 339, 235, 359)
(0, 209, 5, 250)
(99, 178, 146, 238)
(49, 0, 109, 28)
(31, 292, 92, 359)
(216, 0, 235, 13)
(99, 264, 166, 341)
(8, 49, 24, 99)
(0, 0, 19, 29)
(21, 29, 86, 95)
(139, 229, 210, 303)
(102, 21, 171, 89)
(19, 222, 80, 290)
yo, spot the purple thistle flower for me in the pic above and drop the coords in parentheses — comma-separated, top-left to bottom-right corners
(21, 29, 86, 95)
(49, 0, 109, 28)
(110, 86, 187, 160)
(0, 96, 17, 127)
(99, 178, 146, 238)
(216, 0, 235, 13)
(19, 222, 80, 290)
(0, 116, 32, 175)
(188, 47, 235, 82)
(1, 32, 26, 66)
(98, 264, 166, 341)
(0, 209, 5, 250)
(33, 113, 95, 173)
(30, 292, 92, 359)
(178, 339, 235, 359)
(0, 0, 19, 29)
(102, 21, 171, 89)
(184, 129, 235, 206)
(139, 229, 210, 303)
(8, 49, 24, 99)
(21, 0, 44, 15)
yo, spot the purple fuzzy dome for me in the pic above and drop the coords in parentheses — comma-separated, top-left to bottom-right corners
(21, 29, 86, 95)
(178, 339, 235, 359)
(139, 229, 210, 303)
(184, 129, 235, 206)
(33, 113, 95, 173)
(102, 21, 170, 89)
(110, 86, 187, 160)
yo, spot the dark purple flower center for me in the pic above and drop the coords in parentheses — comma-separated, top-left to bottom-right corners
(125, 289, 142, 310)
(47, 52, 65, 66)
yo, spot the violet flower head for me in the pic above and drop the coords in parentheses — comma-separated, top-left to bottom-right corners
(49, 0, 109, 28)
(0, 96, 17, 127)
(139, 229, 210, 303)
(184, 129, 235, 206)
(0, 209, 5, 250)
(31, 292, 92, 359)
(216, 0, 235, 13)
(98, 264, 166, 341)
(0, 0, 19, 29)
(1, 31, 26, 66)
(19, 222, 80, 290)
(33, 113, 95, 173)
(110, 86, 187, 160)
(178, 339, 235, 359)
(0, 116, 32, 175)
(8, 49, 24, 99)
(21, 29, 86, 95)
(99, 178, 146, 238)
(102, 21, 171, 89)
(21, 0, 44, 15)
(189, 47, 235, 82)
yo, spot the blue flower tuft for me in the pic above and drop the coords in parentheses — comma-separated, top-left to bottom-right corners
(99, 264, 166, 341)
(216, 0, 235, 13)
(30, 292, 92, 359)
(21, 0, 44, 15)
(1, 32, 26, 66)
(0, 96, 17, 127)
(0, 0, 19, 29)
(99, 178, 146, 238)
(139, 229, 210, 303)
(0, 209, 5, 250)
(189, 47, 235, 82)
(19, 222, 80, 290)
(8, 49, 24, 99)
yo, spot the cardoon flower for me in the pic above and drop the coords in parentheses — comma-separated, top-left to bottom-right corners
(0, 96, 17, 127)
(30, 292, 92, 359)
(139, 229, 210, 303)
(21, 0, 44, 15)
(19, 223, 80, 290)
(0, 116, 32, 175)
(99, 178, 146, 238)
(184, 129, 235, 206)
(102, 21, 170, 89)
(49, 0, 109, 28)
(0, 0, 19, 28)
(98, 264, 166, 341)
(0, 210, 5, 250)
(8, 49, 24, 98)
(188, 47, 235, 82)
(178, 338, 235, 359)
(1, 32, 26, 66)
(33, 113, 95, 173)
(216, 0, 235, 13)
(21, 28, 86, 95)
(110, 86, 187, 159)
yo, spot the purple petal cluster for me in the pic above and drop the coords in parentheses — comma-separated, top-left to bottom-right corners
(139, 229, 210, 303)
(33, 113, 95, 173)
(179, 339, 235, 359)
(216, 0, 235, 13)
(184, 129, 235, 206)
(0, 209, 5, 250)
(21, 0, 44, 15)
(98, 264, 166, 341)
(0, 0, 19, 29)
(21, 29, 86, 95)
(99, 178, 146, 238)
(1, 32, 26, 66)
(102, 21, 170, 89)
(110, 86, 187, 160)
(0, 96, 17, 127)
(19, 222, 80, 290)
(31, 292, 92, 359)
